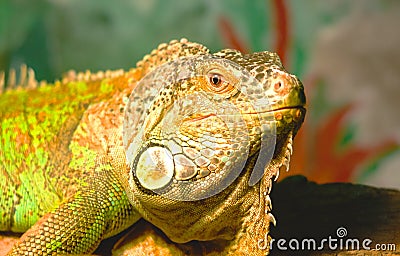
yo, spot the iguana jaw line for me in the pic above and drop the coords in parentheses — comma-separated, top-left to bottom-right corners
(243, 105, 306, 115)
(187, 106, 305, 120)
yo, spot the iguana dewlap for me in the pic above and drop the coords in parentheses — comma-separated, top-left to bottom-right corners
(0, 39, 306, 255)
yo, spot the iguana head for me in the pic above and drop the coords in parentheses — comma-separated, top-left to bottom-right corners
(124, 40, 305, 202)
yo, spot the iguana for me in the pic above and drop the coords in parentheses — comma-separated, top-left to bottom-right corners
(0, 39, 306, 255)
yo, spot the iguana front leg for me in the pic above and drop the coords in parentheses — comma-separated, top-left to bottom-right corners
(8, 160, 140, 255)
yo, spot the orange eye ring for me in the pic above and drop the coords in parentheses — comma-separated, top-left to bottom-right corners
(202, 66, 239, 97)
(207, 72, 230, 93)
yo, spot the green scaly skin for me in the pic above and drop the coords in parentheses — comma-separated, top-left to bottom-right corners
(0, 39, 306, 255)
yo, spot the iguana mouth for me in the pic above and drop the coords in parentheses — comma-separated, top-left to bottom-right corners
(243, 105, 306, 115)
(188, 106, 305, 120)
(269, 105, 306, 112)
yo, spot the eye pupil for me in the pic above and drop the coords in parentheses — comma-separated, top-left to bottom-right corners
(206, 71, 231, 93)
(210, 74, 221, 86)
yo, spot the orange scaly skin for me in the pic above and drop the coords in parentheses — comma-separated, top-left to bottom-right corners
(0, 39, 305, 255)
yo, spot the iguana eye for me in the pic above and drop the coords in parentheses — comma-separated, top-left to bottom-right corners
(199, 64, 239, 97)
(206, 71, 231, 93)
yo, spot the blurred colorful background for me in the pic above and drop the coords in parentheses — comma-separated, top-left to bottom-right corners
(1, 0, 399, 189)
